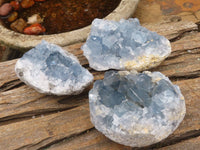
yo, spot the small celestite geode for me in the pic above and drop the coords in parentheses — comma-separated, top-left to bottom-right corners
(89, 70, 186, 147)
(82, 18, 171, 71)
(15, 41, 93, 95)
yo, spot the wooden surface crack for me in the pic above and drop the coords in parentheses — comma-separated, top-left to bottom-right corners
(16, 137, 52, 150)
(133, 129, 200, 150)
(169, 30, 199, 42)
(0, 79, 22, 92)
(0, 103, 86, 125)
(39, 128, 95, 150)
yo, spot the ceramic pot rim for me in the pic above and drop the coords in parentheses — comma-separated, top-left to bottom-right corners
(0, 0, 139, 50)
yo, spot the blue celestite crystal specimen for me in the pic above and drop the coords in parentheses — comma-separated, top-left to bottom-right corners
(82, 18, 171, 71)
(15, 41, 93, 95)
(89, 70, 186, 147)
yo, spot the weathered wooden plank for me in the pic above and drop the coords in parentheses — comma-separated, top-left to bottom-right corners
(54, 76, 197, 150)
(0, 59, 17, 87)
(133, 0, 200, 24)
(0, 104, 93, 150)
(171, 78, 200, 136)
(0, 32, 200, 123)
(150, 31, 200, 78)
(158, 136, 200, 150)
(171, 32, 200, 52)
(0, 85, 89, 122)
(0, 20, 197, 86)
(0, 48, 199, 122)
(143, 21, 197, 40)
(48, 129, 131, 150)
(151, 48, 200, 78)
(3, 76, 197, 150)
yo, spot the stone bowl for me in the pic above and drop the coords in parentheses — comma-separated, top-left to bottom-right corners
(0, 0, 139, 52)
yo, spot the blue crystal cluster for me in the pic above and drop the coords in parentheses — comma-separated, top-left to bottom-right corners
(15, 41, 93, 95)
(82, 18, 171, 71)
(89, 71, 186, 147)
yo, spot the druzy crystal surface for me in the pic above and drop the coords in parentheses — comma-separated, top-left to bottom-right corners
(89, 71, 186, 147)
(82, 18, 171, 71)
(15, 41, 93, 95)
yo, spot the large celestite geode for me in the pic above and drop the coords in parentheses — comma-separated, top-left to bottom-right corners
(15, 41, 93, 95)
(82, 18, 171, 71)
(89, 70, 186, 147)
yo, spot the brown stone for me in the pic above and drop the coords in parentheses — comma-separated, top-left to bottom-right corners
(0, 3, 12, 16)
(8, 11, 18, 22)
(10, 18, 27, 33)
(20, 0, 35, 9)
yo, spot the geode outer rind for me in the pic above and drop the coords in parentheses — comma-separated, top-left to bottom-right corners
(82, 18, 171, 71)
(15, 41, 93, 96)
(89, 71, 186, 147)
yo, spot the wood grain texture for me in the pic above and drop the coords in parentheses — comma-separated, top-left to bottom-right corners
(0, 18, 199, 149)
(0, 104, 93, 150)
(143, 21, 197, 40)
(48, 129, 132, 150)
(133, 0, 200, 24)
(158, 136, 200, 150)
(19, 76, 199, 150)
(0, 59, 18, 87)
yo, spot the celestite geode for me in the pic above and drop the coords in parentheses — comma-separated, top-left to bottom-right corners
(15, 41, 93, 95)
(82, 18, 171, 71)
(89, 70, 186, 147)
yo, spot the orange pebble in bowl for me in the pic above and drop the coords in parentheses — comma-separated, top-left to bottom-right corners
(24, 23, 46, 35)
(21, 0, 35, 8)
(10, 1, 20, 10)
(34, 0, 46, 1)
(8, 11, 18, 22)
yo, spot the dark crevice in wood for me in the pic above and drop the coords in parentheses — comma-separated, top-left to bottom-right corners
(169, 71, 200, 81)
(172, 47, 200, 54)
(0, 79, 24, 92)
(3, 82, 24, 92)
(16, 137, 52, 150)
(154, 61, 185, 69)
(82, 63, 90, 69)
(58, 92, 88, 104)
(195, 21, 200, 32)
(133, 129, 200, 150)
(0, 105, 82, 126)
(38, 128, 95, 150)
(167, 48, 200, 61)
(169, 30, 199, 42)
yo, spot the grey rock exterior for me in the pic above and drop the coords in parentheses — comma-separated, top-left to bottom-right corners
(89, 71, 186, 147)
(82, 18, 171, 71)
(15, 41, 93, 95)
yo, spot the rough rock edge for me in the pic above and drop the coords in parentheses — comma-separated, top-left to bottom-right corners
(89, 71, 186, 147)
(15, 41, 94, 96)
